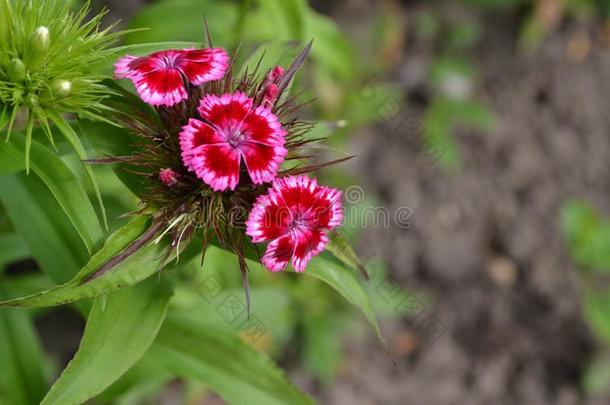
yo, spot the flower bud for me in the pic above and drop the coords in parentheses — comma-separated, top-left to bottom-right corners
(50, 80, 72, 99)
(26, 26, 50, 69)
(6, 58, 26, 82)
(268, 66, 285, 83)
(262, 83, 279, 106)
(30, 26, 50, 54)
(159, 168, 179, 187)
(26, 94, 39, 109)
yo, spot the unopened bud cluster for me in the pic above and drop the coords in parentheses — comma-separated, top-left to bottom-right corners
(2, 26, 72, 102)
(0, 0, 123, 170)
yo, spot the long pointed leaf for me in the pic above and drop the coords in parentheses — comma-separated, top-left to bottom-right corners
(0, 135, 103, 253)
(0, 174, 88, 283)
(41, 278, 173, 405)
(306, 255, 386, 349)
(149, 316, 315, 405)
(0, 216, 169, 308)
(0, 288, 47, 405)
(48, 112, 108, 231)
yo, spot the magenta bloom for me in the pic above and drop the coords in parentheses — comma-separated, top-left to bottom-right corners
(114, 48, 229, 106)
(246, 176, 343, 272)
(179, 92, 287, 191)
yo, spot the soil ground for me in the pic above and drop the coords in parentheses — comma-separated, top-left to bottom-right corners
(313, 1, 610, 404)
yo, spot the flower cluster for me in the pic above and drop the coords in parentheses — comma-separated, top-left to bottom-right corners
(106, 38, 347, 281)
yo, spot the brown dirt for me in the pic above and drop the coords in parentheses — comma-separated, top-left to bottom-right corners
(313, 1, 610, 404)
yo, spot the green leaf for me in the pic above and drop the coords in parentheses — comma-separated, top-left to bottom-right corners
(0, 215, 171, 308)
(253, 0, 307, 40)
(583, 289, 610, 345)
(41, 278, 173, 405)
(560, 200, 610, 272)
(237, 41, 301, 78)
(124, 0, 237, 46)
(0, 233, 29, 269)
(78, 118, 144, 197)
(96, 355, 173, 404)
(0, 288, 47, 405)
(149, 316, 316, 405)
(47, 112, 108, 231)
(0, 174, 88, 283)
(0, 134, 104, 253)
(302, 314, 343, 383)
(325, 232, 367, 278)
(306, 255, 386, 348)
(305, 12, 356, 80)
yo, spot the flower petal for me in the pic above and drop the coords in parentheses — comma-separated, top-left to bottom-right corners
(197, 92, 253, 124)
(240, 141, 286, 184)
(309, 186, 343, 229)
(262, 234, 295, 272)
(179, 118, 226, 171)
(271, 176, 343, 229)
(133, 68, 187, 106)
(115, 50, 177, 79)
(184, 144, 240, 191)
(242, 106, 286, 146)
(177, 48, 229, 85)
(246, 190, 291, 243)
(114, 51, 188, 106)
(114, 55, 139, 79)
(272, 176, 319, 213)
(291, 229, 328, 272)
(180, 119, 221, 172)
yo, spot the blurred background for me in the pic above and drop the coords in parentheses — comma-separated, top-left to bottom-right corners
(5, 0, 610, 403)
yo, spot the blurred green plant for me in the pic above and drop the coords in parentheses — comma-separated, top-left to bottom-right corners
(560, 200, 610, 396)
(412, 8, 495, 172)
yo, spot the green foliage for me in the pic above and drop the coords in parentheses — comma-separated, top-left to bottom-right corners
(560, 200, 610, 272)
(0, 134, 104, 253)
(0, 0, 124, 171)
(424, 97, 495, 171)
(583, 289, 610, 345)
(0, 216, 167, 308)
(411, 12, 496, 172)
(583, 351, 610, 395)
(41, 278, 172, 405)
(560, 200, 610, 394)
(0, 287, 47, 405)
(150, 316, 316, 405)
(0, 173, 89, 284)
(124, 0, 238, 46)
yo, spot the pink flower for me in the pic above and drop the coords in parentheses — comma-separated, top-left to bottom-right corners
(179, 92, 287, 191)
(159, 168, 179, 187)
(114, 48, 229, 106)
(246, 175, 343, 272)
